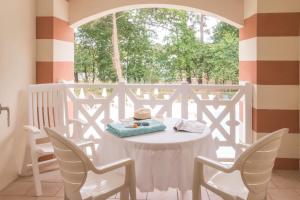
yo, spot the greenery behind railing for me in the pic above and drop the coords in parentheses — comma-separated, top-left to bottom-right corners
(75, 8, 239, 84)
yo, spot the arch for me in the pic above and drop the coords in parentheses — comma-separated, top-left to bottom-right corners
(69, 0, 244, 28)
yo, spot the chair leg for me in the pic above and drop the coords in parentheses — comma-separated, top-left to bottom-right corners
(64, 190, 70, 200)
(31, 151, 42, 196)
(120, 189, 129, 200)
(192, 160, 203, 200)
(91, 144, 97, 161)
(192, 186, 202, 200)
(129, 185, 136, 200)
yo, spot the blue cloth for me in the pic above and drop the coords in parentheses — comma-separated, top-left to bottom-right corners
(106, 119, 166, 138)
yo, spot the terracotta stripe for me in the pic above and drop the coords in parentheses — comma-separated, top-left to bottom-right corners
(257, 61, 299, 85)
(36, 17, 74, 42)
(36, 62, 54, 83)
(240, 14, 257, 40)
(239, 61, 257, 83)
(53, 62, 74, 83)
(257, 13, 300, 37)
(37, 62, 74, 83)
(252, 108, 299, 133)
(239, 61, 299, 85)
(240, 13, 300, 40)
(274, 158, 299, 170)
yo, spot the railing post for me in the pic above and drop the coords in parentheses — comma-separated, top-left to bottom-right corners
(181, 82, 189, 119)
(118, 81, 126, 120)
(244, 82, 253, 143)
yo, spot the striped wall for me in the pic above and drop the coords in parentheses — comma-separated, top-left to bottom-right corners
(240, 0, 300, 170)
(36, 0, 74, 83)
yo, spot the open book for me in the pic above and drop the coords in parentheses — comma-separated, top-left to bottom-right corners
(173, 119, 206, 133)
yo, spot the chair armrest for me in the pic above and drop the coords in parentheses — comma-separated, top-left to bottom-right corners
(24, 125, 40, 134)
(68, 118, 88, 127)
(236, 143, 251, 148)
(71, 139, 94, 148)
(196, 156, 235, 173)
(91, 158, 134, 174)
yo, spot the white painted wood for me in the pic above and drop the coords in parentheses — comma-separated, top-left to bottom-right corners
(24, 84, 96, 196)
(192, 128, 288, 200)
(58, 82, 252, 149)
(26, 82, 252, 196)
(44, 127, 136, 200)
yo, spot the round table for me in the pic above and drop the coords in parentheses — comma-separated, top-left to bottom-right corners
(96, 118, 215, 194)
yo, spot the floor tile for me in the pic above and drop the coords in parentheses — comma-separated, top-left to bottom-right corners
(0, 196, 37, 200)
(0, 181, 34, 196)
(36, 197, 63, 200)
(268, 180, 277, 189)
(1, 170, 300, 200)
(147, 189, 178, 200)
(178, 188, 209, 200)
(26, 182, 63, 197)
(55, 187, 64, 197)
(271, 174, 300, 189)
(136, 189, 147, 200)
(115, 188, 147, 199)
(268, 189, 300, 200)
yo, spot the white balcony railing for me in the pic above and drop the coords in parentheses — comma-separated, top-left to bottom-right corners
(29, 82, 252, 159)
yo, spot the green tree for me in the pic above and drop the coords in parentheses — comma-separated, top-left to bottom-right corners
(74, 8, 239, 84)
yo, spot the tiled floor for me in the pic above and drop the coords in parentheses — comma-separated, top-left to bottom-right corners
(0, 170, 299, 200)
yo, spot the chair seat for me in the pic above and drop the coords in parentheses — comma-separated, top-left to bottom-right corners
(207, 170, 249, 199)
(36, 143, 54, 155)
(80, 171, 125, 200)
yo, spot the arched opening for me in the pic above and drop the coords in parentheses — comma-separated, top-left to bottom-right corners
(72, 6, 246, 165)
(74, 7, 239, 85)
(69, 1, 244, 28)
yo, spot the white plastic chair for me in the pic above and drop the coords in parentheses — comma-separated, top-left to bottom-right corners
(24, 84, 96, 196)
(192, 128, 288, 200)
(44, 127, 137, 200)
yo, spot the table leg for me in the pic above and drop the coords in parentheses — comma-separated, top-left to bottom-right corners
(178, 190, 188, 200)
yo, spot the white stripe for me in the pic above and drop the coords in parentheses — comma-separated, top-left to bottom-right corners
(37, 39, 74, 62)
(37, 0, 69, 21)
(256, 132, 300, 159)
(257, 37, 299, 61)
(239, 38, 257, 61)
(253, 84, 299, 110)
(240, 37, 300, 61)
(258, 0, 300, 13)
(37, 39, 53, 62)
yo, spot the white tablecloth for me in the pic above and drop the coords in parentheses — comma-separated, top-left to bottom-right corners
(96, 118, 216, 192)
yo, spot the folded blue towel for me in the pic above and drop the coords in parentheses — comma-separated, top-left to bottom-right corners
(106, 119, 166, 138)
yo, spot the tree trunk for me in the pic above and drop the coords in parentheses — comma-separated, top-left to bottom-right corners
(112, 13, 124, 82)
(186, 76, 192, 84)
(74, 72, 78, 82)
(199, 14, 205, 43)
(84, 65, 88, 82)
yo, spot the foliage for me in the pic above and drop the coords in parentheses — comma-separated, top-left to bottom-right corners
(74, 8, 239, 84)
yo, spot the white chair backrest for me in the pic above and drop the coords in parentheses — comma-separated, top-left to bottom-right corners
(235, 128, 288, 199)
(44, 127, 94, 198)
(28, 84, 67, 133)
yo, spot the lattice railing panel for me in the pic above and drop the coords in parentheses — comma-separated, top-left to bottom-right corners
(30, 82, 252, 161)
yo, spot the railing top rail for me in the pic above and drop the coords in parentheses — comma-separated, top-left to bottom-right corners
(29, 82, 249, 90)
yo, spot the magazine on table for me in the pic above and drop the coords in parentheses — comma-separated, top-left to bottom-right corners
(173, 119, 206, 133)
